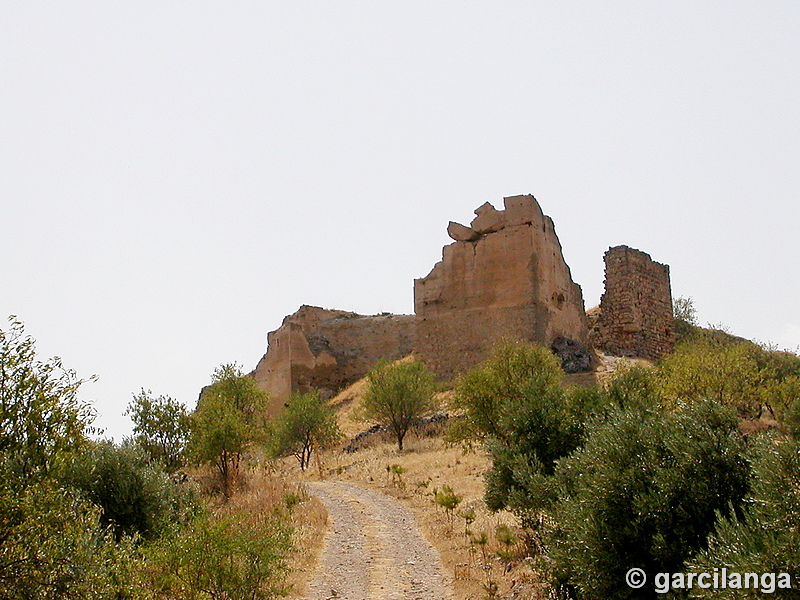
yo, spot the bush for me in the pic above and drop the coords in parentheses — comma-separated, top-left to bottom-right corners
(62, 441, 197, 541)
(547, 400, 749, 600)
(656, 337, 800, 418)
(656, 340, 765, 416)
(145, 507, 292, 600)
(687, 436, 800, 598)
(450, 341, 607, 526)
(448, 340, 566, 445)
(0, 465, 144, 600)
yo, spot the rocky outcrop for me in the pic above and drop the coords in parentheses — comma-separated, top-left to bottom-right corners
(588, 246, 674, 361)
(251, 305, 415, 412)
(414, 195, 592, 380)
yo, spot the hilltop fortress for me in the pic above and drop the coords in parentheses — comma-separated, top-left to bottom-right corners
(251, 195, 674, 407)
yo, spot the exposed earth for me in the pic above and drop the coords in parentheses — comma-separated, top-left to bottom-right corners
(303, 481, 453, 600)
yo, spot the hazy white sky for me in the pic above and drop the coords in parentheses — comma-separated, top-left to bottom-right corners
(2, 2, 798, 440)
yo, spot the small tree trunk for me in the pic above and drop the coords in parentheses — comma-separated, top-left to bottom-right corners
(219, 450, 230, 498)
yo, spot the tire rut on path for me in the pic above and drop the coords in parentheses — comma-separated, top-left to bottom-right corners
(304, 481, 454, 600)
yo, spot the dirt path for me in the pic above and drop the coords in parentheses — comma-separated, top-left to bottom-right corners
(303, 481, 454, 600)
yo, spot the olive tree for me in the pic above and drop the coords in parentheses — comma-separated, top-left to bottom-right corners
(548, 400, 750, 600)
(187, 364, 268, 497)
(361, 358, 437, 451)
(271, 391, 341, 470)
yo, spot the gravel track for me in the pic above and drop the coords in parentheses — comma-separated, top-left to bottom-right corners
(304, 481, 453, 600)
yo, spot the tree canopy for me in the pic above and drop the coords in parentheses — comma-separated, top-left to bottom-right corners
(187, 363, 268, 496)
(361, 358, 437, 451)
(0, 317, 95, 479)
(126, 389, 190, 473)
(271, 391, 341, 470)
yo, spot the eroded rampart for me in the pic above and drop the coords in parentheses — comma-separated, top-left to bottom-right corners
(251, 305, 415, 413)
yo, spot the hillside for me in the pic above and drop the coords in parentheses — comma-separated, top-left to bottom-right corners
(288, 351, 649, 600)
(285, 325, 800, 599)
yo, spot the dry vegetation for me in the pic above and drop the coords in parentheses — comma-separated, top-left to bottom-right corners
(208, 465, 329, 600)
(279, 380, 554, 600)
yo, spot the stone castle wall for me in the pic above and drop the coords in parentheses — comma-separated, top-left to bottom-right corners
(414, 195, 591, 380)
(589, 245, 674, 361)
(251, 305, 415, 413)
(250, 199, 676, 408)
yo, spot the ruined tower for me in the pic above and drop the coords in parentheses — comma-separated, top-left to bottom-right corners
(414, 195, 591, 380)
(589, 245, 674, 361)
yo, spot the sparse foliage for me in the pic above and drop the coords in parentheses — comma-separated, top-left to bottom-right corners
(434, 484, 462, 528)
(362, 358, 437, 451)
(187, 363, 268, 496)
(459, 507, 476, 537)
(271, 391, 341, 471)
(126, 389, 190, 473)
(672, 296, 697, 325)
(386, 463, 406, 487)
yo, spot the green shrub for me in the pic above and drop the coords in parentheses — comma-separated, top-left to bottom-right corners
(62, 440, 197, 541)
(547, 400, 749, 600)
(450, 341, 607, 526)
(656, 337, 800, 418)
(656, 340, 765, 416)
(145, 507, 292, 600)
(687, 436, 800, 598)
(0, 467, 144, 600)
(434, 484, 462, 528)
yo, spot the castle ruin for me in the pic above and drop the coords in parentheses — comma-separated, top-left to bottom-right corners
(250, 195, 674, 405)
(251, 306, 415, 414)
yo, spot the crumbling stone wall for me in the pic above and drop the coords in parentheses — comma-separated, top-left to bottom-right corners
(589, 245, 674, 361)
(251, 305, 416, 413)
(414, 195, 592, 380)
(250, 199, 677, 408)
